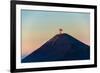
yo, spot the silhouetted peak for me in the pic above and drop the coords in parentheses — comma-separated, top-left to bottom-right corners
(49, 33, 73, 42)
(22, 33, 90, 63)
(56, 33, 71, 37)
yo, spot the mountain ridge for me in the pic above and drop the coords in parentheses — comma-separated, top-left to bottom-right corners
(22, 33, 90, 63)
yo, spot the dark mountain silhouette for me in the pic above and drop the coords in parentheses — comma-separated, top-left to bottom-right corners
(22, 33, 90, 63)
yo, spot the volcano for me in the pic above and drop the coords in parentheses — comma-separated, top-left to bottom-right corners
(22, 33, 90, 63)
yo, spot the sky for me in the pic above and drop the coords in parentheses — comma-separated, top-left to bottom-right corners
(21, 10, 90, 58)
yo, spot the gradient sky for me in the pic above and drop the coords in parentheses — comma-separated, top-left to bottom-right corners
(21, 10, 90, 58)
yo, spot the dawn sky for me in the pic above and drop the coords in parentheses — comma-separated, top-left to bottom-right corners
(21, 10, 90, 58)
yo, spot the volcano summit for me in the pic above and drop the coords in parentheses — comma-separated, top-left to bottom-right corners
(22, 33, 90, 63)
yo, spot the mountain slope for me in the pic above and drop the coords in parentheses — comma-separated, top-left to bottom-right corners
(22, 33, 90, 63)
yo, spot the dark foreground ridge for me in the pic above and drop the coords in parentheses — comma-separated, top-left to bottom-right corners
(22, 33, 90, 63)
